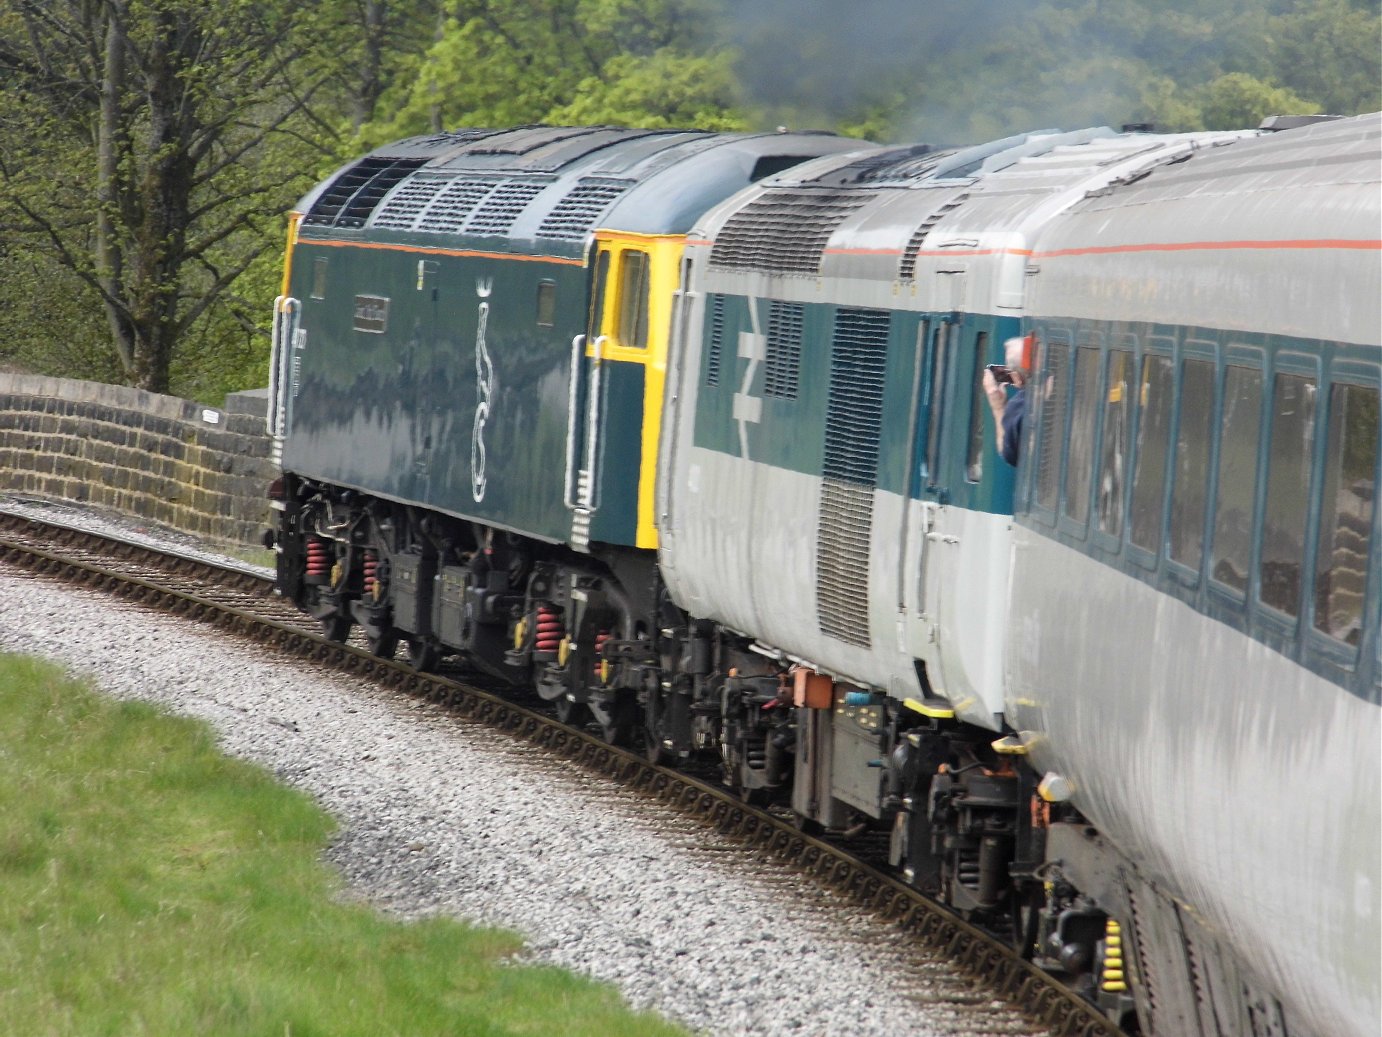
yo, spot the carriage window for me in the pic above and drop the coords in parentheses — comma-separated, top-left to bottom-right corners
(925, 323, 952, 484)
(1036, 342, 1069, 511)
(616, 250, 650, 349)
(1260, 373, 1317, 616)
(311, 257, 328, 300)
(1097, 349, 1133, 537)
(965, 332, 989, 483)
(1063, 347, 1101, 525)
(1313, 382, 1377, 644)
(1130, 355, 1174, 552)
(536, 280, 556, 327)
(1211, 365, 1263, 593)
(1169, 359, 1215, 569)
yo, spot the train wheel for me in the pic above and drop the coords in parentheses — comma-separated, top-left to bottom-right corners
(554, 694, 589, 728)
(1010, 884, 1043, 960)
(320, 613, 351, 643)
(366, 627, 398, 660)
(598, 692, 638, 747)
(643, 720, 671, 765)
(407, 638, 440, 673)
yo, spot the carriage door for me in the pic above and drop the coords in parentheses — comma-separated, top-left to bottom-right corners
(902, 318, 959, 649)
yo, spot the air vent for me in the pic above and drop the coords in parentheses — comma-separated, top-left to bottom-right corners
(463, 176, 554, 236)
(816, 307, 891, 648)
(304, 157, 428, 228)
(764, 302, 804, 400)
(370, 174, 451, 230)
(899, 193, 969, 280)
(822, 308, 889, 485)
(536, 177, 632, 240)
(710, 190, 874, 274)
(370, 175, 507, 233)
(705, 294, 725, 387)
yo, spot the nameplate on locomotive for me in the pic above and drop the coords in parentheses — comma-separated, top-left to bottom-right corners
(353, 295, 390, 334)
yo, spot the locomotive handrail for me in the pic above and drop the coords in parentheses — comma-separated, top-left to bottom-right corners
(583, 335, 607, 514)
(563, 333, 606, 515)
(267, 295, 300, 440)
(563, 334, 586, 510)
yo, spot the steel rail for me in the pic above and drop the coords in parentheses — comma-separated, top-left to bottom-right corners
(0, 512, 1125, 1037)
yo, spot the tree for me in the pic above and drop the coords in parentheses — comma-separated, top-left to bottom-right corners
(354, 0, 742, 147)
(0, 0, 346, 393)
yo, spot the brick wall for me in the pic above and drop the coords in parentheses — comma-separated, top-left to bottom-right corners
(0, 374, 276, 548)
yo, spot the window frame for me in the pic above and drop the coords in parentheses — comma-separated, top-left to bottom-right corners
(1164, 340, 1219, 590)
(614, 249, 650, 349)
(1030, 325, 1074, 524)
(1206, 344, 1268, 610)
(1056, 334, 1104, 540)
(964, 330, 990, 484)
(1253, 350, 1322, 636)
(1089, 337, 1137, 556)
(1302, 359, 1380, 671)
(535, 279, 556, 328)
(1125, 338, 1177, 572)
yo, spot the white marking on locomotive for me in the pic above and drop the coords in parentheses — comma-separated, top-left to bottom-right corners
(471, 277, 495, 502)
(733, 295, 765, 459)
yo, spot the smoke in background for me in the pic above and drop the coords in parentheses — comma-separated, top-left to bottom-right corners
(712, 0, 1268, 143)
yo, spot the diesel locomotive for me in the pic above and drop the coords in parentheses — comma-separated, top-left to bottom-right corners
(266, 115, 1381, 1036)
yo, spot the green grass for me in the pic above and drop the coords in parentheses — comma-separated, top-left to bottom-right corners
(0, 654, 688, 1037)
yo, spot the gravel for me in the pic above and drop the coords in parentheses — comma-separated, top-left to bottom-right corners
(0, 496, 1039, 1037)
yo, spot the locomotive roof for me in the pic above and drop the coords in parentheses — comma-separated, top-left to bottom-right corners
(692, 125, 1257, 301)
(293, 125, 868, 256)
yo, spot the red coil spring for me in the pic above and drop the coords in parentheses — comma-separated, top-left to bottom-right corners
(534, 606, 565, 652)
(593, 630, 611, 675)
(363, 550, 379, 596)
(305, 538, 330, 576)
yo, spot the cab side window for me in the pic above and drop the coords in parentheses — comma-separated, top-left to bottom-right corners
(616, 250, 650, 349)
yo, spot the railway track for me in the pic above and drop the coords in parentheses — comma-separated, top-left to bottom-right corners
(0, 508, 1125, 1037)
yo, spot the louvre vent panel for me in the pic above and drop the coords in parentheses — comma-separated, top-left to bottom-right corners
(463, 177, 555, 236)
(706, 294, 725, 387)
(816, 481, 874, 648)
(899, 194, 969, 280)
(822, 308, 890, 486)
(815, 306, 890, 649)
(369, 175, 451, 229)
(419, 179, 505, 233)
(764, 302, 804, 400)
(305, 158, 428, 228)
(537, 177, 633, 240)
(709, 191, 874, 273)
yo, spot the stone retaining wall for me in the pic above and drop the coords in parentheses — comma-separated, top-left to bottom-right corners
(0, 374, 276, 547)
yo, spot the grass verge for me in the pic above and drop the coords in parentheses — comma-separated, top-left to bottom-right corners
(0, 653, 687, 1037)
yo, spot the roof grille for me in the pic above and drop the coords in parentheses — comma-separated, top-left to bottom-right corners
(899, 193, 969, 280)
(463, 176, 555, 236)
(304, 157, 428, 228)
(710, 190, 874, 274)
(537, 177, 633, 240)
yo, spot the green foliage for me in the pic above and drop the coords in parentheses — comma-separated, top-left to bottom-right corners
(353, 0, 741, 146)
(0, 653, 689, 1037)
(0, 0, 1376, 398)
